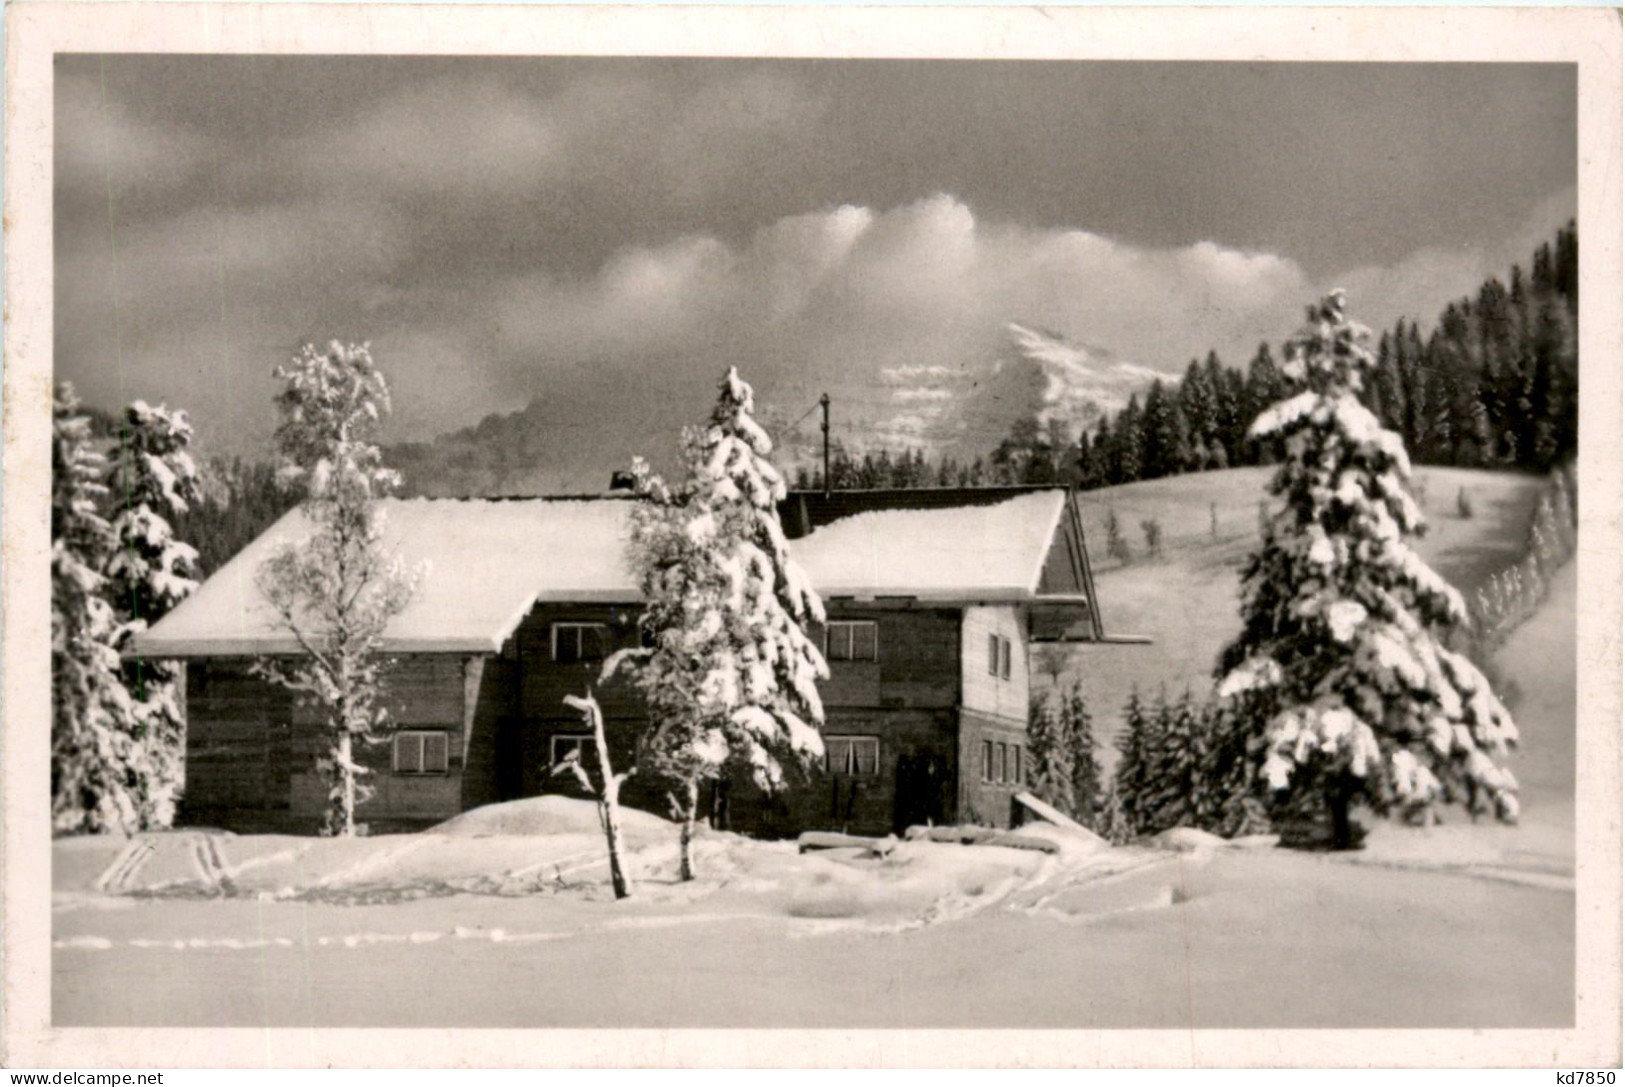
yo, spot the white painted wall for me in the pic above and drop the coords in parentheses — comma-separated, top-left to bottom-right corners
(961, 604, 1028, 722)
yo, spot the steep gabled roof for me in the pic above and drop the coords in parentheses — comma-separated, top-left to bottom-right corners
(131, 489, 1088, 658)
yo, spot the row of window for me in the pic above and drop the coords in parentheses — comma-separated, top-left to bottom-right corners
(526, 620, 883, 664)
(388, 729, 890, 780)
(981, 739, 1024, 786)
(551, 733, 884, 778)
(395, 730, 1031, 788)
(539, 620, 1024, 673)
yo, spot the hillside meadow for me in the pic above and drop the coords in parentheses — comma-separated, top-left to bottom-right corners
(1064, 464, 1547, 742)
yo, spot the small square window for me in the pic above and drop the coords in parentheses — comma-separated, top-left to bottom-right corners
(550, 734, 600, 773)
(553, 623, 608, 663)
(825, 735, 880, 776)
(393, 731, 450, 775)
(826, 621, 878, 662)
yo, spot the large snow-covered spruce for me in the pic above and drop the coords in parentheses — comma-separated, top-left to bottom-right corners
(607, 367, 829, 880)
(253, 343, 422, 837)
(52, 383, 139, 835)
(107, 400, 202, 828)
(1216, 292, 1519, 844)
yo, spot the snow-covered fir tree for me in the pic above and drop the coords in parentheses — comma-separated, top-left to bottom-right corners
(1145, 689, 1210, 833)
(52, 383, 138, 835)
(1098, 779, 1134, 846)
(1061, 680, 1101, 829)
(1216, 291, 1520, 848)
(1200, 699, 1272, 838)
(608, 367, 829, 880)
(1025, 690, 1076, 816)
(1111, 687, 1160, 838)
(106, 400, 202, 828)
(254, 343, 422, 837)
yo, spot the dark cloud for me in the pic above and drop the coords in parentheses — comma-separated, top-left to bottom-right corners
(54, 56, 1577, 476)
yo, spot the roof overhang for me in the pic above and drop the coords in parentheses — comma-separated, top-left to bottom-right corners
(126, 635, 512, 659)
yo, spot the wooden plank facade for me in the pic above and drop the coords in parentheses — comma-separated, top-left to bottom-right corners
(179, 599, 1051, 836)
(169, 487, 1112, 837)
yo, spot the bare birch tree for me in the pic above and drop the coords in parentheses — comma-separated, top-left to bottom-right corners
(556, 691, 635, 899)
(254, 342, 423, 836)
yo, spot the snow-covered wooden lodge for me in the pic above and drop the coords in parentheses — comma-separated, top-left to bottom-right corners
(131, 486, 1129, 836)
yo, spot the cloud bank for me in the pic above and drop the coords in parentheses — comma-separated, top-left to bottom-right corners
(53, 58, 1576, 486)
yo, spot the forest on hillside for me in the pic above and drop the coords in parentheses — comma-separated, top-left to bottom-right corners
(168, 222, 1577, 576)
(794, 222, 1578, 492)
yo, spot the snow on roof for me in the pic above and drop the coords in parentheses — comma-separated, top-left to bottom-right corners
(131, 498, 641, 658)
(791, 489, 1067, 601)
(132, 490, 1070, 658)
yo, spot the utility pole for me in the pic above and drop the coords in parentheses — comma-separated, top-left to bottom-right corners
(819, 393, 831, 498)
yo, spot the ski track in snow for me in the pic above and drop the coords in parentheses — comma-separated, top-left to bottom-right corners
(55, 835, 1569, 955)
(95, 840, 155, 893)
(57, 843, 1154, 952)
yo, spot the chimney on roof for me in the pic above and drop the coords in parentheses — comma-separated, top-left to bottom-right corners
(609, 470, 637, 492)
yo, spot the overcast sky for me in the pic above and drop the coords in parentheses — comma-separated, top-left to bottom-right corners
(55, 56, 1576, 463)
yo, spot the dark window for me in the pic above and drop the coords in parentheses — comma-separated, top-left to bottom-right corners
(988, 633, 1000, 676)
(826, 621, 878, 662)
(1010, 745, 1022, 785)
(825, 735, 880, 776)
(393, 731, 450, 775)
(1000, 636, 1013, 680)
(996, 742, 1007, 784)
(552, 623, 607, 663)
(982, 739, 994, 783)
(550, 734, 599, 773)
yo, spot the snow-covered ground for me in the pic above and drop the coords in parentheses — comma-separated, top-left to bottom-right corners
(53, 565, 1576, 1030)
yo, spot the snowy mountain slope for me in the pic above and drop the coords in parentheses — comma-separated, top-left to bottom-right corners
(1003, 322, 1163, 430)
(803, 321, 1163, 469)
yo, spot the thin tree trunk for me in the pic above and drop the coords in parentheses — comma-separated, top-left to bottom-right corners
(678, 778, 700, 882)
(337, 729, 356, 837)
(1329, 774, 1356, 851)
(599, 788, 630, 900)
(592, 735, 630, 900)
(571, 691, 632, 900)
(336, 657, 357, 837)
